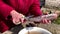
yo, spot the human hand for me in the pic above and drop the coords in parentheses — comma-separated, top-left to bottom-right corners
(10, 10, 25, 25)
(41, 18, 51, 24)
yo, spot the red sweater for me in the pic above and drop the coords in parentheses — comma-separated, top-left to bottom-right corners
(0, 0, 42, 32)
(0, 0, 42, 19)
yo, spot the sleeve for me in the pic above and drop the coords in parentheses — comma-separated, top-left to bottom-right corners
(0, 0, 14, 19)
(29, 0, 43, 16)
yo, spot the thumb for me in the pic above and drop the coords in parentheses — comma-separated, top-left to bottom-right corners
(13, 18, 21, 25)
(20, 18, 24, 23)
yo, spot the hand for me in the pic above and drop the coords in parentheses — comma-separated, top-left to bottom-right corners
(41, 18, 51, 24)
(10, 10, 25, 25)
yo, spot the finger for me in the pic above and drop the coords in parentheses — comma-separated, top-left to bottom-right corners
(47, 20, 51, 24)
(15, 18, 20, 23)
(12, 19, 19, 25)
(44, 19, 51, 24)
(19, 15, 25, 23)
(13, 19, 16, 24)
(20, 18, 25, 23)
(44, 19, 48, 24)
(42, 19, 45, 24)
(42, 19, 48, 24)
(19, 14, 25, 18)
(13, 18, 21, 25)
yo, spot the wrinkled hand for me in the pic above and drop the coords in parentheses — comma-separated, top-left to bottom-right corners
(10, 10, 25, 25)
